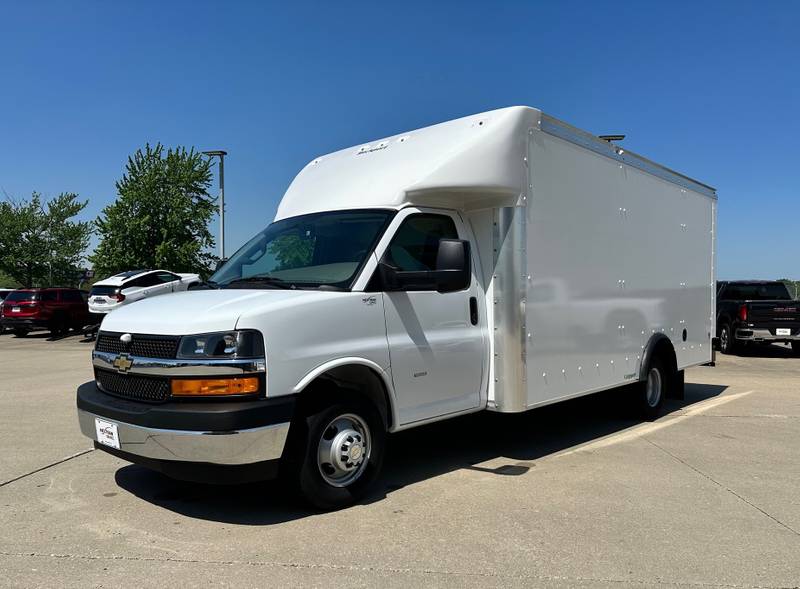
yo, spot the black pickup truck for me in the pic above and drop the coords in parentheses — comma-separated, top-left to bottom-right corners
(717, 281, 800, 355)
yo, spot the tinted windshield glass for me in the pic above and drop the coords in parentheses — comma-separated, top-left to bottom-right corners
(5, 291, 37, 302)
(211, 210, 393, 289)
(724, 283, 792, 300)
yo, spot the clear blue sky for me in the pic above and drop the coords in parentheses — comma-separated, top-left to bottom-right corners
(1, 1, 798, 279)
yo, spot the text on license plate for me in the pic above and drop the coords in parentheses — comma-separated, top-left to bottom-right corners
(95, 418, 120, 449)
(776, 328, 792, 336)
(12, 306, 20, 313)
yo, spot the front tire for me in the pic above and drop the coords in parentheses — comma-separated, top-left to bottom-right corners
(285, 395, 385, 510)
(792, 341, 800, 356)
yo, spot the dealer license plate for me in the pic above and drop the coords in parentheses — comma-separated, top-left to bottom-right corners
(95, 418, 120, 449)
(776, 328, 791, 336)
(12, 306, 20, 313)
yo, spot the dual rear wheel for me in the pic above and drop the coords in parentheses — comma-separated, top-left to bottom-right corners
(637, 355, 670, 421)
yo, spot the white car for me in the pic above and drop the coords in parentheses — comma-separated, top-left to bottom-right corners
(88, 270, 201, 315)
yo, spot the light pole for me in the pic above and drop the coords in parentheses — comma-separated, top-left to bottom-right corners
(202, 150, 228, 261)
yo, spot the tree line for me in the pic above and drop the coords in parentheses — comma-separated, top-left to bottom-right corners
(0, 144, 217, 288)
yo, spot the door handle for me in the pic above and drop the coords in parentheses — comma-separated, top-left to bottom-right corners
(469, 297, 478, 325)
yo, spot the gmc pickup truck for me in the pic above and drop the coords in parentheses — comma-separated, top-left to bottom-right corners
(716, 280, 800, 354)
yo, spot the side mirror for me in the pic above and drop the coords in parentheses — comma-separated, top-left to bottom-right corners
(215, 259, 227, 271)
(378, 239, 471, 293)
(434, 239, 470, 293)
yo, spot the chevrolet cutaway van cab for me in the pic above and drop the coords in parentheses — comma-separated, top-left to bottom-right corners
(77, 106, 717, 509)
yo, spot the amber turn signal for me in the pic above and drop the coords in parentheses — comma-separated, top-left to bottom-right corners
(171, 377, 259, 397)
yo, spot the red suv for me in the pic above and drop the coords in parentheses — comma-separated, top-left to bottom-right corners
(1, 288, 89, 337)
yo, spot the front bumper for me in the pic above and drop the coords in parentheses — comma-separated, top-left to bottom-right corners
(77, 382, 294, 477)
(735, 328, 800, 342)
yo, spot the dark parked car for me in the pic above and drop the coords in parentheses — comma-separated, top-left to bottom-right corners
(716, 280, 800, 355)
(1, 288, 90, 337)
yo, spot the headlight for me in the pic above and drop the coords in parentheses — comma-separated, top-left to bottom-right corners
(177, 330, 264, 359)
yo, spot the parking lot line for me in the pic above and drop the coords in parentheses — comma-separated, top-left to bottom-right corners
(0, 448, 94, 488)
(552, 390, 756, 458)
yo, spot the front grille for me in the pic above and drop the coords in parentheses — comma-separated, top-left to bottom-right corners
(96, 369, 170, 403)
(96, 331, 179, 359)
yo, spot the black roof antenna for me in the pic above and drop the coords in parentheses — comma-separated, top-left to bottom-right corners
(598, 135, 625, 142)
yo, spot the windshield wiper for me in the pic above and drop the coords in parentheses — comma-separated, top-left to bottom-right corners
(224, 275, 294, 289)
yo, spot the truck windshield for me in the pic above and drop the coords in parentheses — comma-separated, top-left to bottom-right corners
(210, 210, 394, 290)
(724, 283, 792, 300)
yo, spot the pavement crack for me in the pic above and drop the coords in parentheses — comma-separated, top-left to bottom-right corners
(0, 448, 94, 488)
(0, 550, 796, 588)
(643, 437, 800, 538)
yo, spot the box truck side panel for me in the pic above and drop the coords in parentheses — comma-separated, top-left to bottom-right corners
(616, 152, 716, 373)
(517, 123, 715, 409)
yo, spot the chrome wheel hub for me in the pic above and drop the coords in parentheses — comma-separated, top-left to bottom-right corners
(317, 413, 371, 487)
(646, 367, 662, 407)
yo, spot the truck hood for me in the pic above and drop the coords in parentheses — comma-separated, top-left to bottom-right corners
(99, 288, 338, 335)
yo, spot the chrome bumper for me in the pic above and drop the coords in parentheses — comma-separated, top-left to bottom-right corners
(735, 328, 799, 342)
(78, 408, 290, 465)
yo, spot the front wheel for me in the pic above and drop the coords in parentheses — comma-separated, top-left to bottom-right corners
(285, 396, 385, 510)
(792, 341, 800, 356)
(13, 328, 28, 338)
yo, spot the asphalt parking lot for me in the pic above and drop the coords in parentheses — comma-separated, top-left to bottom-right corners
(1, 332, 798, 588)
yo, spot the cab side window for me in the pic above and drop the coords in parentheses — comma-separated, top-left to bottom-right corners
(156, 272, 178, 283)
(385, 214, 458, 271)
(41, 290, 58, 302)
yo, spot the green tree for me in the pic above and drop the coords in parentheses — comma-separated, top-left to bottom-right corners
(0, 193, 91, 287)
(90, 144, 216, 278)
(778, 278, 799, 299)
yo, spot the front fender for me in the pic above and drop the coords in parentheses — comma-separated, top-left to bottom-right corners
(291, 357, 398, 431)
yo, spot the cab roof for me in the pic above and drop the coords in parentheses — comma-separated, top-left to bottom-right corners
(276, 106, 536, 221)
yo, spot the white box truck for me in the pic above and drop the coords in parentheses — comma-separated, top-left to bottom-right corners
(77, 106, 717, 509)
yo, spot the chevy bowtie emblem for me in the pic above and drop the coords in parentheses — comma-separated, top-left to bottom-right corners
(113, 353, 133, 373)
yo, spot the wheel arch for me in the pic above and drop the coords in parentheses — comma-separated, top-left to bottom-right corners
(292, 358, 396, 431)
(639, 333, 678, 382)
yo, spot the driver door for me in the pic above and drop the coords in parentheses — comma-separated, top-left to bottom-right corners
(376, 209, 486, 425)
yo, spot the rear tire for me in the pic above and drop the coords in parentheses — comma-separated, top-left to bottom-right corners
(792, 341, 800, 356)
(719, 323, 735, 355)
(284, 394, 385, 511)
(13, 328, 28, 338)
(638, 356, 668, 421)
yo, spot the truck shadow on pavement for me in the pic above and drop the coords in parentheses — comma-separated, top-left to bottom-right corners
(113, 381, 727, 525)
(727, 342, 797, 359)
